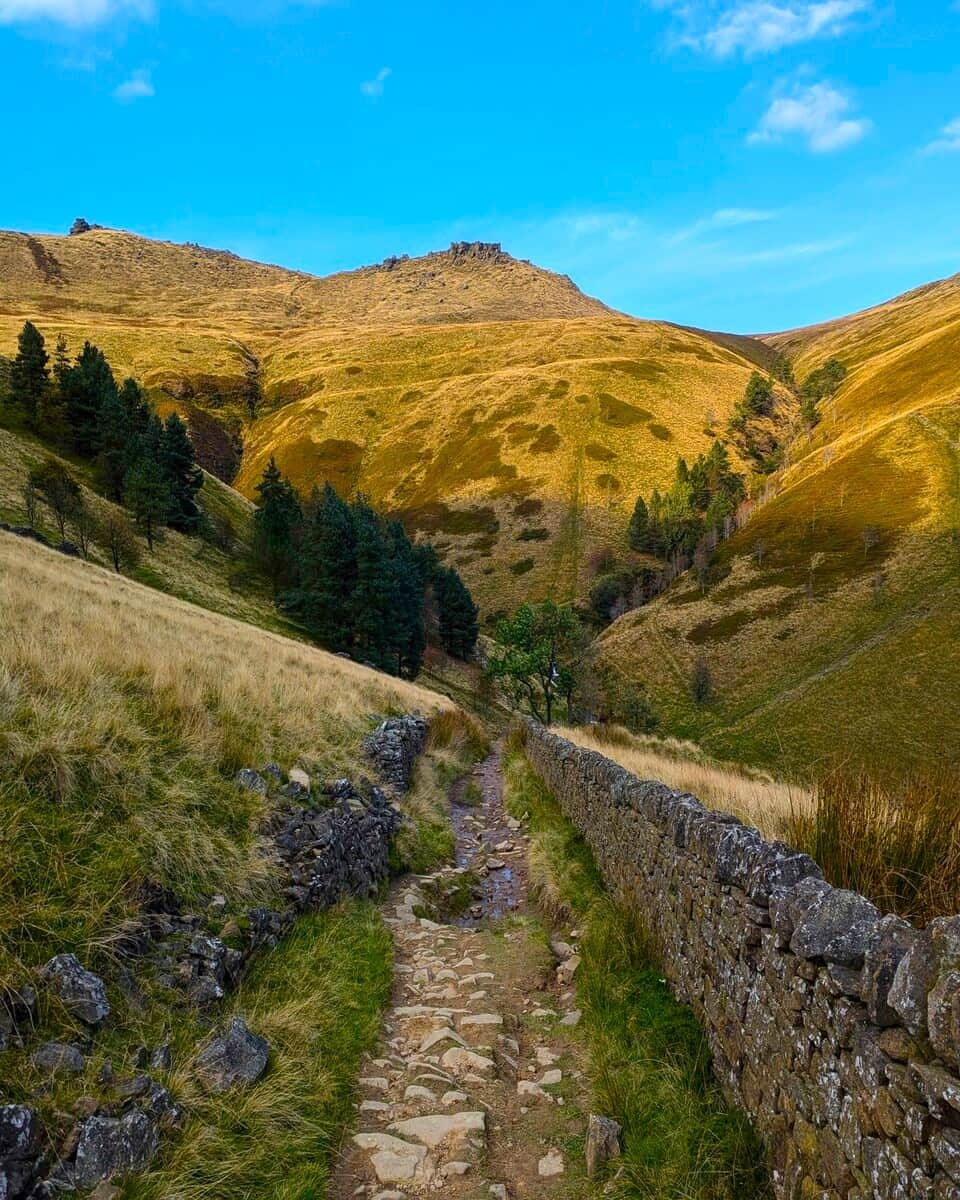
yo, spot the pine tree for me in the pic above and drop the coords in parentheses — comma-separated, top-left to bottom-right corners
(9, 321, 49, 428)
(253, 458, 301, 592)
(435, 566, 479, 660)
(126, 455, 171, 551)
(96, 386, 134, 502)
(386, 520, 426, 677)
(351, 498, 394, 669)
(159, 413, 203, 532)
(62, 341, 117, 456)
(289, 483, 358, 650)
(628, 495, 651, 552)
(52, 334, 70, 388)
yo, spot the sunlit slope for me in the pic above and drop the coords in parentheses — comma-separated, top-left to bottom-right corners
(0, 225, 764, 610)
(237, 316, 758, 611)
(599, 275, 960, 778)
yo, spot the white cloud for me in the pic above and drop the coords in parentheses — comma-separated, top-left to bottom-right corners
(922, 117, 960, 155)
(0, 0, 149, 25)
(750, 82, 870, 152)
(113, 67, 153, 101)
(669, 207, 778, 243)
(652, 1, 872, 57)
(361, 67, 391, 99)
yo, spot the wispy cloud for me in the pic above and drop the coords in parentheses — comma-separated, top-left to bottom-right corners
(113, 67, 153, 101)
(0, 0, 150, 25)
(652, 1, 873, 58)
(921, 117, 960, 156)
(360, 66, 391, 99)
(750, 81, 871, 152)
(669, 207, 778, 244)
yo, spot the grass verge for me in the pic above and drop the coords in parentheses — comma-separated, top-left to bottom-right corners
(502, 737, 771, 1200)
(124, 902, 393, 1200)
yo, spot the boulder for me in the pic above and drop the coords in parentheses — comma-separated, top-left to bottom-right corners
(195, 1016, 269, 1092)
(71, 1111, 158, 1189)
(586, 1114, 622, 1177)
(40, 954, 110, 1025)
(0, 1105, 41, 1199)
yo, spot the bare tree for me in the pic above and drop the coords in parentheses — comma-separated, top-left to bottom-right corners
(862, 526, 880, 558)
(753, 538, 767, 567)
(69, 494, 97, 559)
(21, 480, 39, 529)
(98, 511, 141, 574)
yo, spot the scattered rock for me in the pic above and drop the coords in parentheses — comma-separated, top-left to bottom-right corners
(538, 1148, 565, 1177)
(32, 1042, 85, 1075)
(235, 768, 268, 796)
(387, 1111, 485, 1150)
(556, 954, 580, 986)
(194, 1017, 269, 1092)
(586, 1114, 622, 1176)
(71, 1110, 159, 1189)
(40, 954, 110, 1025)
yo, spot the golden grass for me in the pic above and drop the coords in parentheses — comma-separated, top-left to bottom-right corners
(0, 226, 763, 612)
(0, 529, 451, 981)
(555, 725, 812, 839)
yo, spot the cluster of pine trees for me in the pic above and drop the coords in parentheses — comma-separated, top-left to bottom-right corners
(628, 440, 746, 560)
(252, 459, 478, 679)
(2, 322, 203, 546)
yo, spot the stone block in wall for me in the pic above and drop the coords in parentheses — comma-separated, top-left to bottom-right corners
(790, 886, 881, 969)
(864, 915, 921, 1028)
(889, 927, 936, 1035)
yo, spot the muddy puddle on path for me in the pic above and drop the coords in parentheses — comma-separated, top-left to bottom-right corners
(449, 742, 528, 921)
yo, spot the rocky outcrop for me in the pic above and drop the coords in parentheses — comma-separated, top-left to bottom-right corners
(363, 717, 428, 793)
(0, 1105, 41, 1199)
(522, 719, 960, 1200)
(445, 242, 510, 264)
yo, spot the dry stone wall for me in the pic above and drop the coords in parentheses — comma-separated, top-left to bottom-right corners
(522, 720, 960, 1200)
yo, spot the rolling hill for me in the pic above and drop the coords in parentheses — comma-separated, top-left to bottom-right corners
(597, 269, 960, 778)
(0, 224, 768, 613)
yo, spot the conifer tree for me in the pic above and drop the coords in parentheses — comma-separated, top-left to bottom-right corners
(62, 341, 117, 455)
(9, 321, 49, 428)
(628, 494, 651, 552)
(126, 455, 171, 551)
(351, 498, 394, 669)
(386, 520, 427, 677)
(253, 458, 301, 592)
(96, 385, 134, 502)
(435, 566, 479, 660)
(289, 483, 358, 650)
(159, 413, 203, 532)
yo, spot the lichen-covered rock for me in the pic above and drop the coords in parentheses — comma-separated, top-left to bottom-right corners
(863, 915, 918, 1027)
(235, 768, 268, 796)
(889, 927, 935, 1035)
(0, 1105, 41, 1200)
(40, 953, 110, 1025)
(195, 1017, 269, 1092)
(789, 885, 880, 968)
(362, 716, 428, 793)
(70, 1111, 159, 1189)
(585, 1114, 621, 1176)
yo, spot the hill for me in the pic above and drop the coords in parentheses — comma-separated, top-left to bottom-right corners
(597, 270, 960, 778)
(0, 526, 485, 1196)
(0, 224, 769, 613)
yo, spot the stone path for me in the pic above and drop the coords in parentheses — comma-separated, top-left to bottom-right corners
(330, 745, 595, 1200)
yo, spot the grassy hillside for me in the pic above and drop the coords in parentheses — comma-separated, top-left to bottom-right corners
(598, 271, 960, 778)
(0, 225, 766, 613)
(0, 528, 477, 1195)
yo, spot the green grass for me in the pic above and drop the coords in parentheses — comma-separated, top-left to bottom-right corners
(124, 903, 393, 1200)
(502, 741, 771, 1200)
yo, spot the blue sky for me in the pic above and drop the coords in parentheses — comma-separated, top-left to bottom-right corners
(1, 0, 958, 332)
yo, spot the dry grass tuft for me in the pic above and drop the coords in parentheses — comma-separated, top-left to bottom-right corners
(788, 769, 960, 924)
(556, 723, 812, 839)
